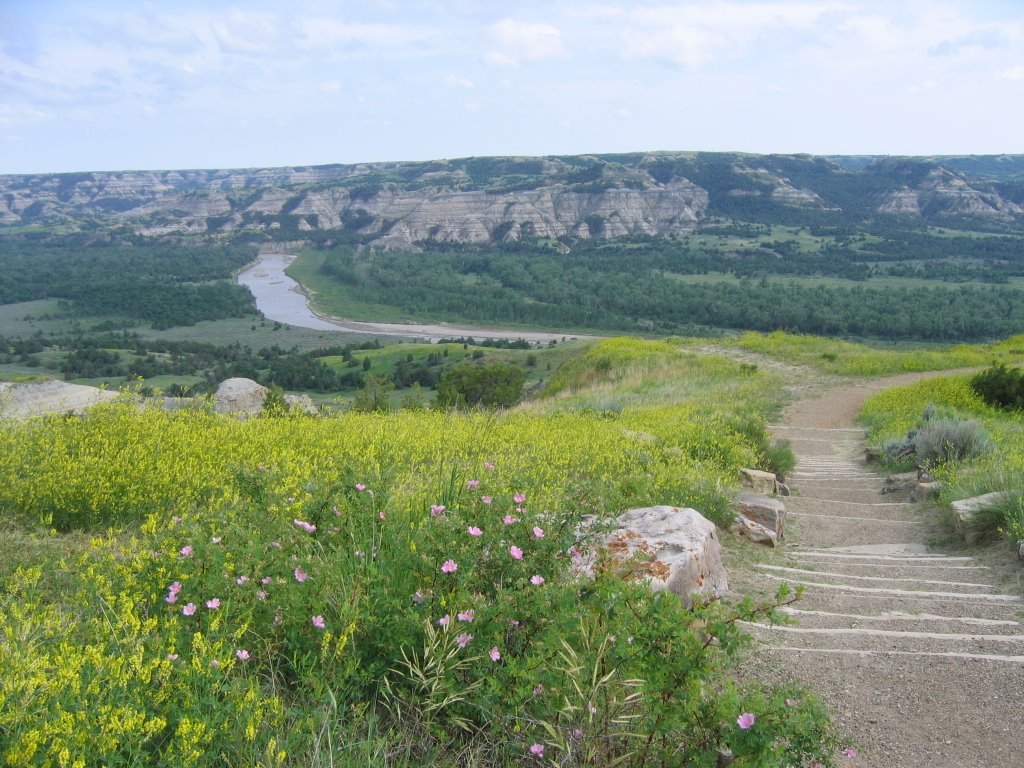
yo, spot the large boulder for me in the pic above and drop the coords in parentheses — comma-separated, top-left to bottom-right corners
(576, 506, 728, 608)
(214, 378, 269, 415)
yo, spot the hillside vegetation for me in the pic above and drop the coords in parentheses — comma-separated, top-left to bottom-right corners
(7, 152, 1024, 348)
(0, 338, 850, 767)
(859, 374, 1024, 543)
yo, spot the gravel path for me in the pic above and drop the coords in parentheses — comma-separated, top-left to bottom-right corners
(746, 375, 1024, 767)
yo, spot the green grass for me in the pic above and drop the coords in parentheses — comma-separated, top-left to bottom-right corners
(324, 339, 594, 404)
(286, 250, 423, 323)
(697, 330, 1024, 377)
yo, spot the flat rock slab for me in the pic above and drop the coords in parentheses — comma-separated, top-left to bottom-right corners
(0, 380, 119, 417)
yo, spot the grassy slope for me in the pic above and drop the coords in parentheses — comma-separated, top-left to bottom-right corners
(697, 330, 1024, 376)
(858, 373, 1024, 541)
(0, 337, 850, 766)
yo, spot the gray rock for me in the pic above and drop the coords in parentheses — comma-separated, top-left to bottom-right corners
(951, 492, 1012, 545)
(882, 472, 918, 495)
(574, 506, 728, 608)
(0, 379, 119, 418)
(736, 492, 787, 540)
(214, 378, 269, 416)
(284, 393, 318, 414)
(740, 468, 777, 495)
(730, 515, 778, 547)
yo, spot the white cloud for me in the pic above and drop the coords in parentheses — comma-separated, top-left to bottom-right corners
(486, 19, 566, 68)
(620, 1, 845, 69)
(319, 81, 343, 93)
(1001, 65, 1024, 81)
(297, 19, 435, 51)
(445, 74, 475, 88)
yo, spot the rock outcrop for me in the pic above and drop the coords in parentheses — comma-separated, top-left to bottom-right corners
(0, 379, 119, 417)
(4, 152, 1022, 248)
(575, 505, 728, 608)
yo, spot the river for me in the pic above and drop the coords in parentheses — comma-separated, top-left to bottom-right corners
(236, 252, 593, 344)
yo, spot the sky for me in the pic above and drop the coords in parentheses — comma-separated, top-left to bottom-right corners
(2, 0, 1023, 174)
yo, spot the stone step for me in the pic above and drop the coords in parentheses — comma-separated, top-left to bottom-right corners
(782, 559, 992, 581)
(791, 471, 880, 481)
(769, 425, 866, 433)
(783, 496, 919, 522)
(756, 564, 998, 592)
(751, 648, 1024, 767)
(759, 573, 1023, 603)
(744, 621, 1024, 657)
(778, 607, 1024, 636)
(756, 641, 1024, 664)
(782, 589, 1020, 621)
(786, 515, 925, 548)
(788, 546, 971, 560)
(790, 493, 905, 512)
(788, 512, 922, 525)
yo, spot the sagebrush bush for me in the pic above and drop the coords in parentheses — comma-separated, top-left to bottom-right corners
(913, 418, 993, 467)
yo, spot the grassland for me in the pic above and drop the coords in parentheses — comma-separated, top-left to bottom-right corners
(0, 337, 849, 767)
(700, 331, 1024, 377)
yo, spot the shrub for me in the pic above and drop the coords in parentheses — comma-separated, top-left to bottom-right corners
(913, 418, 993, 468)
(971, 363, 1024, 410)
(761, 439, 796, 480)
(436, 363, 525, 409)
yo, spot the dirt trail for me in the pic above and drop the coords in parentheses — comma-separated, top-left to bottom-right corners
(746, 374, 1024, 767)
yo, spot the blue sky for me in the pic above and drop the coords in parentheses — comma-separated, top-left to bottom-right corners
(2, 0, 1023, 173)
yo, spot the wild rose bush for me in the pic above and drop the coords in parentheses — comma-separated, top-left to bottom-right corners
(1, 454, 844, 766)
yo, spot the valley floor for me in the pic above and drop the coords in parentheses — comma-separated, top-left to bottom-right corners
(737, 374, 1024, 767)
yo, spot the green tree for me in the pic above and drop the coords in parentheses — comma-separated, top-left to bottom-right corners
(350, 375, 394, 412)
(436, 363, 526, 409)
